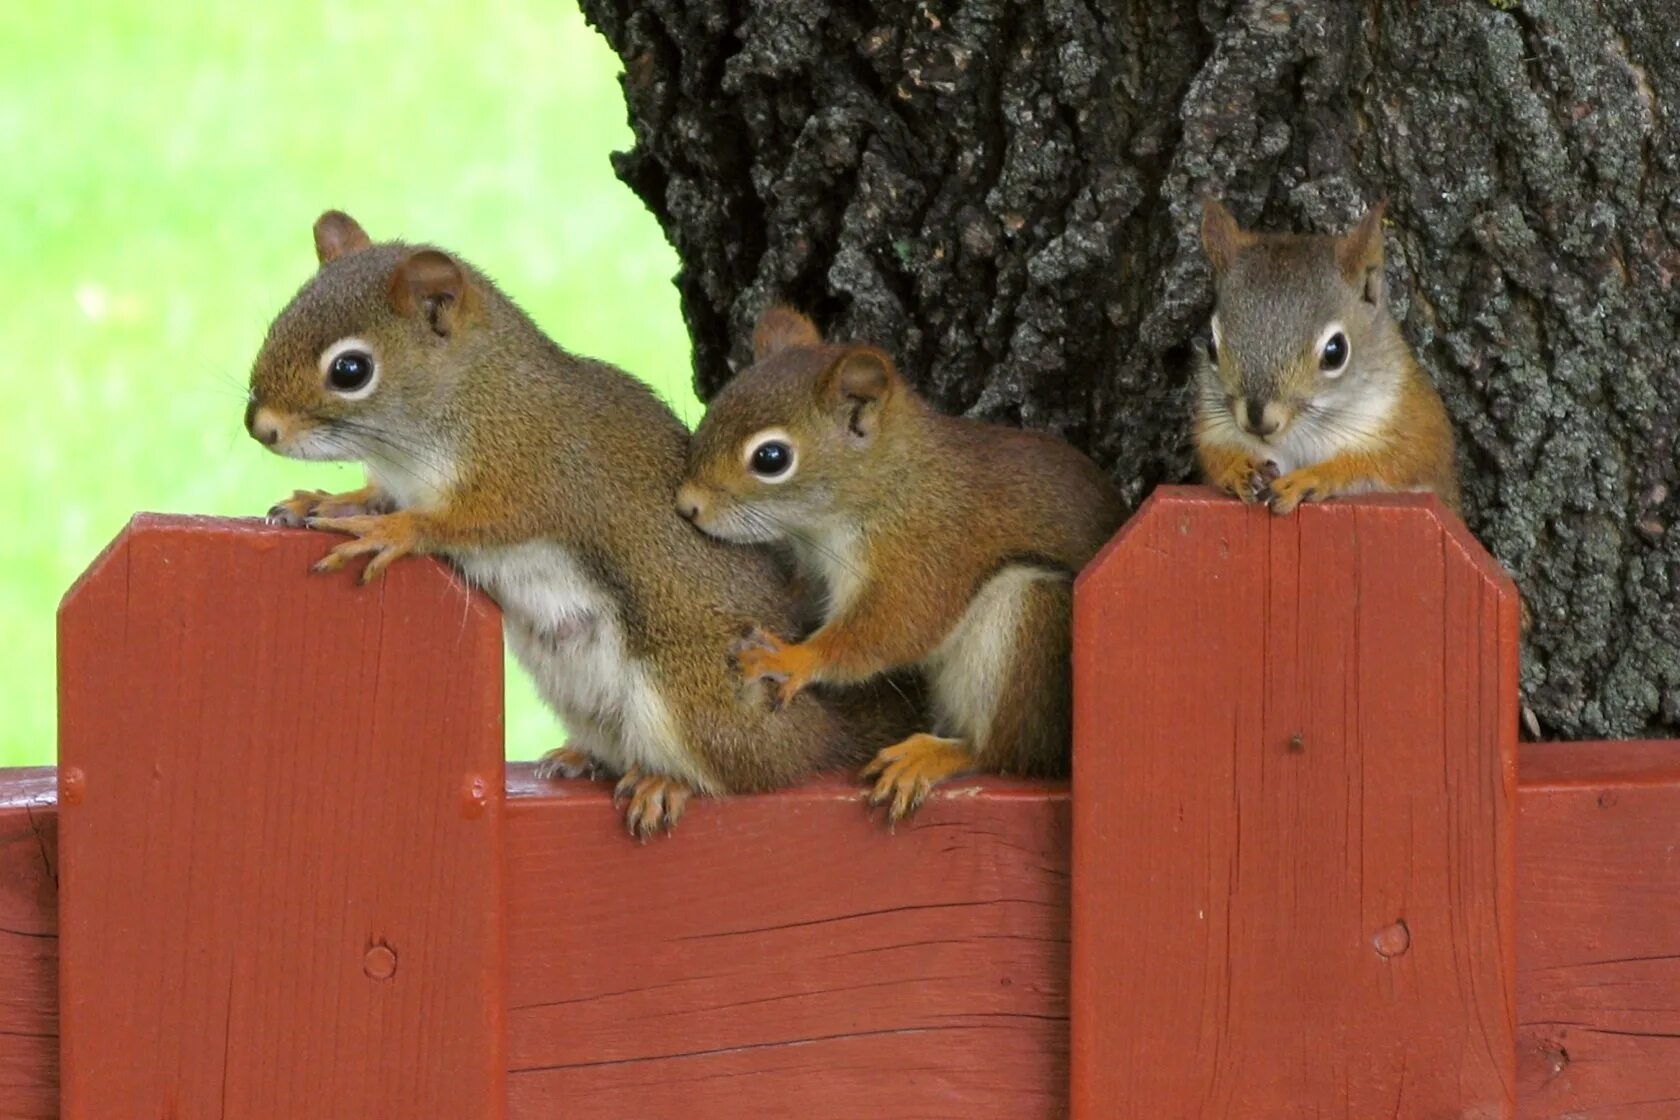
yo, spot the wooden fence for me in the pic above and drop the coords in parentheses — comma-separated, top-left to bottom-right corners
(0, 488, 1676, 1117)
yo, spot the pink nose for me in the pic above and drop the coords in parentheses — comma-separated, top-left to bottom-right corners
(675, 484, 705, 523)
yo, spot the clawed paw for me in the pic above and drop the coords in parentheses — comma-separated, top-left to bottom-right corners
(860, 734, 974, 824)
(612, 766, 694, 840)
(308, 512, 420, 583)
(534, 746, 606, 781)
(268, 487, 390, 528)
(1213, 460, 1272, 505)
(729, 626, 811, 710)
(1263, 468, 1327, 516)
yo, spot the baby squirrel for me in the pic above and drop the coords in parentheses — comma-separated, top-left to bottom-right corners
(676, 309, 1124, 820)
(1194, 198, 1460, 513)
(246, 212, 912, 836)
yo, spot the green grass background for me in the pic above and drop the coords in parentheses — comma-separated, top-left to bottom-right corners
(0, 2, 695, 766)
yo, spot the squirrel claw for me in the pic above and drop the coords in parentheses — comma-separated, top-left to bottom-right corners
(307, 512, 418, 582)
(1264, 468, 1326, 516)
(860, 734, 973, 824)
(731, 627, 811, 709)
(534, 746, 603, 781)
(269, 487, 391, 528)
(615, 768, 693, 839)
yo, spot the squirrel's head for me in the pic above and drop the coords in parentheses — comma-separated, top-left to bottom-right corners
(676, 307, 905, 542)
(245, 210, 482, 464)
(1197, 198, 1394, 445)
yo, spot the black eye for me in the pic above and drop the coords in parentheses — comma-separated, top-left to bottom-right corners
(1204, 331, 1218, 364)
(749, 440, 793, 477)
(327, 351, 375, 393)
(1320, 332, 1349, 372)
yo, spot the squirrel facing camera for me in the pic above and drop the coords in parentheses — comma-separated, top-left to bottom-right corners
(679, 308, 1124, 822)
(245, 214, 921, 838)
(1193, 197, 1460, 514)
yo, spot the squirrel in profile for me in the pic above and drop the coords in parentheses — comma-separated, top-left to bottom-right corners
(1194, 198, 1460, 514)
(245, 212, 914, 837)
(676, 309, 1124, 821)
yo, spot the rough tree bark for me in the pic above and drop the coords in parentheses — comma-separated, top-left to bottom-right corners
(579, 0, 1680, 739)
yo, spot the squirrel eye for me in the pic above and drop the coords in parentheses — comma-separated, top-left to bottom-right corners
(750, 440, 793, 478)
(1319, 331, 1349, 374)
(327, 351, 375, 394)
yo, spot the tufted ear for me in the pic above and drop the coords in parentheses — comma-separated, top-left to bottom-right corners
(1200, 197, 1256, 276)
(1337, 201, 1389, 306)
(753, 306, 822, 361)
(819, 346, 899, 442)
(313, 210, 372, 265)
(388, 249, 476, 337)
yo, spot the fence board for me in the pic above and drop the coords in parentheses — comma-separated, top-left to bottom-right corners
(0, 770, 56, 1120)
(1069, 488, 1520, 1118)
(503, 772, 1069, 1120)
(55, 516, 505, 1120)
(1518, 743, 1680, 1117)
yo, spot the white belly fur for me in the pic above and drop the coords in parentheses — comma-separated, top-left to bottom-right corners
(452, 541, 710, 790)
(924, 566, 1067, 748)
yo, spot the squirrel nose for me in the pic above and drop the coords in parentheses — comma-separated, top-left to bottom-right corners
(1244, 398, 1279, 437)
(246, 405, 282, 447)
(674, 485, 704, 523)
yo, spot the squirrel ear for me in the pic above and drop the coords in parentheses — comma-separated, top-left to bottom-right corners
(313, 210, 372, 265)
(1200, 197, 1254, 275)
(753, 306, 822, 361)
(388, 250, 475, 337)
(822, 347, 898, 441)
(1338, 201, 1388, 305)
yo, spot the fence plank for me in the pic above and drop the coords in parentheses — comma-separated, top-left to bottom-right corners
(1518, 742, 1680, 1117)
(55, 516, 505, 1120)
(503, 771, 1069, 1120)
(1070, 487, 1520, 1118)
(0, 770, 56, 1120)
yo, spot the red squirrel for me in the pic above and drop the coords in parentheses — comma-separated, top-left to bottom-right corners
(677, 308, 1124, 819)
(1195, 198, 1460, 512)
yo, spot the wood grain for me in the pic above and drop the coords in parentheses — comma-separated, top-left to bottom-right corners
(1069, 487, 1521, 1118)
(1517, 746, 1680, 1118)
(55, 515, 505, 1119)
(0, 769, 56, 1119)
(503, 769, 1070, 1120)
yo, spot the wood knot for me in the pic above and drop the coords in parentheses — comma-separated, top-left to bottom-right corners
(1373, 920, 1410, 958)
(462, 773, 490, 819)
(364, 942, 398, 981)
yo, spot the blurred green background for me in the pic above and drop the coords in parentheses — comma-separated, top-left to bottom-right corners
(0, 2, 694, 766)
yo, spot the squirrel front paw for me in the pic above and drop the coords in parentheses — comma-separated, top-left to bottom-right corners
(612, 766, 693, 839)
(860, 734, 974, 823)
(534, 746, 606, 781)
(1263, 467, 1331, 516)
(308, 511, 421, 583)
(1209, 458, 1272, 505)
(268, 486, 392, 528)
(730, 626, 817, 710)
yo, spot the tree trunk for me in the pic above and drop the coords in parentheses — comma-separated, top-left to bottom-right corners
(579, 0, 1680, 739)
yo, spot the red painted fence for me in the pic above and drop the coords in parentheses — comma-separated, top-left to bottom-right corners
(0, 488, 1675, 1117)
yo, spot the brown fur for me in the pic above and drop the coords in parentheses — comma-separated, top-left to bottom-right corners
(679, 309, 1124, 818)
(246, 214, 916, 835)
